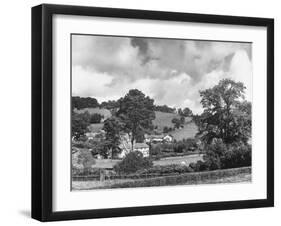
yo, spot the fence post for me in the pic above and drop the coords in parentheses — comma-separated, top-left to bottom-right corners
(100, 169, 105, 182)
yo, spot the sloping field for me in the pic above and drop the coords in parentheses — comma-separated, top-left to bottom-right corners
(170, 122, 198, 140)
(153, 111, 179, 131)
(74, 107, 112, 119)
(88, 123, 104, 133)
(153, 111, 195, 139)
(76, 108, 197, 139)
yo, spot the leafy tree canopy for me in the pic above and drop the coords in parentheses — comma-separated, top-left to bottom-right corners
(197, 79, 251, 145)
(117, 89, 155, 149)
(102, 117, 123, 158)
(178, 107, 193, 117)
(72, 96, 99, 110)
(72, 112, 91, 139)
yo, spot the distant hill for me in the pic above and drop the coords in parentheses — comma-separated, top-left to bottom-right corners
(74, 107, 111, 133)
(72, 96, 99, 109)
(74, 107, 112, 119)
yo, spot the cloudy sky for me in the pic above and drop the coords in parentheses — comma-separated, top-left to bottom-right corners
(72, 34, 252, 114)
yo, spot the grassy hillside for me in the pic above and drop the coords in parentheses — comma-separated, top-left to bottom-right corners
(88, 123, 104, 133)
(153, 111, 196, 140)
(170, 122, 198, 141)
(75, 108, 198, 139)
(74, 107, 112, 119)
(153, 111, 180, 131)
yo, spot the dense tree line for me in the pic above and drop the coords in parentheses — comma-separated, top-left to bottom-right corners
(72, 96, 99, 110)
(154, 104, 176, 113)
(178, 107, 193, 117)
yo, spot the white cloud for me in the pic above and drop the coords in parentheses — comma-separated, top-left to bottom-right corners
(228, 50, 253, 101)
(72, 35, 252, 114)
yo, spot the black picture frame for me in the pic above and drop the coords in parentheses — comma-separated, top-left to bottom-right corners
(32, 3, 274, 222)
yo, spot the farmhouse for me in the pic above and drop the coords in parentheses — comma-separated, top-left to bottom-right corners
(85, 130, 105, 140)
(145, 134, 173, 144)
(115, 133, 149, 158)
(163, 134, 173, 142)
(133, 143, 150, 157)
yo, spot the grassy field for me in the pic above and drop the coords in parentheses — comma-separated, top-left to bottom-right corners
(74, 107, 112, 118)
(170, 122, 198, 140)
(153, 111, 180, 131)
(153, 111, 193, 132)
(153, 154, 203, 166)
(88, 123, 104, 133)
(76, 109, 198, 140)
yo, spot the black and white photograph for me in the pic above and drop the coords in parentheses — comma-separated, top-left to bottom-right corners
(71, 34, 252, 190)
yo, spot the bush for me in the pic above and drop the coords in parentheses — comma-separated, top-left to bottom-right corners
(201, 139, 227, 170)
(173, 139, 198, 153)
(90, 113, 104, 123)
(114, 151, 153, 174)
(220, 143, 251, 169)
(135, 164, 194, 176)
(192, 140, 252, 172)
(149, 144, 162, 160)
(163, 126, 173, 133)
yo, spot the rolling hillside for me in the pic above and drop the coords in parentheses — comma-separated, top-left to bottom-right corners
(152, 111, 196, 139)
(153, 111, 180, 131)
(74, 107, 112, 119)
(170, 122, 198, 140)
(75, 108, 198, 140)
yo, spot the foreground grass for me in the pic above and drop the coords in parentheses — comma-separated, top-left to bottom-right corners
(187, 172, 251, 185)
(72, 167, 251, 190)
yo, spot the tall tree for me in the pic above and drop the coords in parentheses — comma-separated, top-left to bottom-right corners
(72, 112, 90, 139)
(117, 89, 155, 150)
(182, 107, 193, 117)
(102, 117, 122, 159)
(198, 79, 251, 144)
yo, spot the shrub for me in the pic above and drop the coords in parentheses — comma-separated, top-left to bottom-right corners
(90, 113, 104, 123)
(195, 140, 252, 171)
(189, 162, 197, 171)
(114, 151, 153, 174)
(149, 144, 162, 159)
(163, 126, 173, 133)
(201, 139, 227, 170)
(134, 164, 194, 176)
(220, 143, 251, 169)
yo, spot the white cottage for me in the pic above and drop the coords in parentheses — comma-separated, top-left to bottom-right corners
(118, 133, 150, 158)
(133, 143, 150, 157)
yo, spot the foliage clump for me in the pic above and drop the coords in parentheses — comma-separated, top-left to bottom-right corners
(114, 151, 153, 174)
